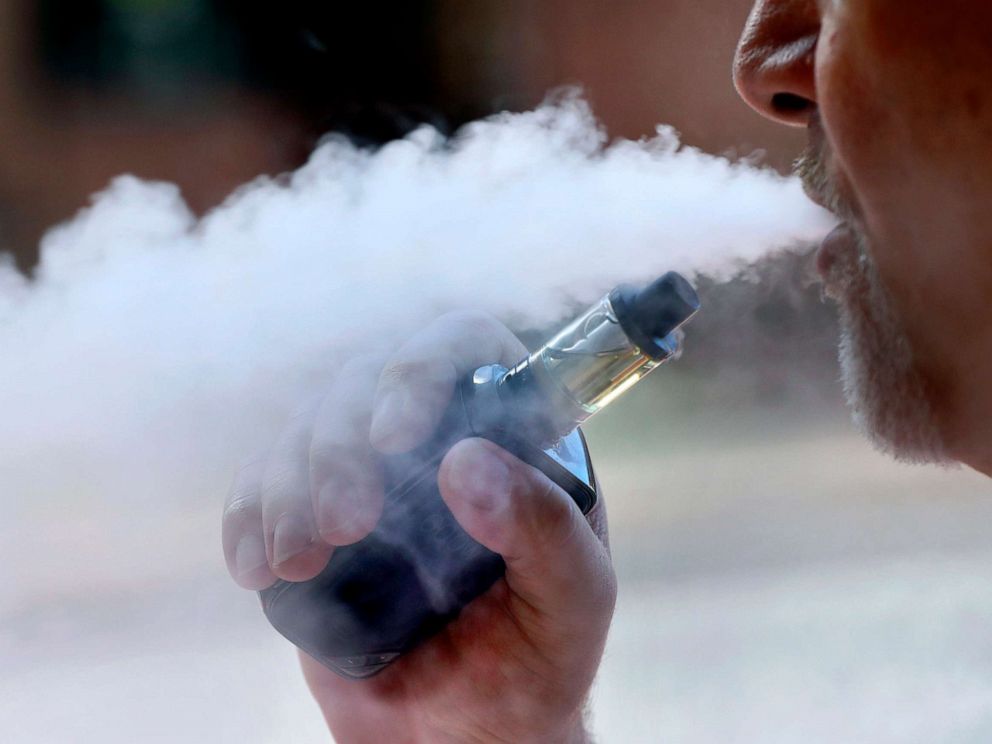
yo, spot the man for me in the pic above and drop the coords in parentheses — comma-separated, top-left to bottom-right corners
(222, 1, 992, 741)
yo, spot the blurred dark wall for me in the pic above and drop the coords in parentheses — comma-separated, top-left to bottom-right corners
(0, 1, 803, 272)
(0, 0, 308, 271)
(435, 0, 804, 165)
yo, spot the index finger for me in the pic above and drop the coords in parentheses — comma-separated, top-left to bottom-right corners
(368, 310, 528, 453)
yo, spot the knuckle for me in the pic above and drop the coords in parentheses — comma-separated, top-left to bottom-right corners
(222, 492, 256, 525)
(260, 466, 300, 506)
(604, 564, 618, 607)
(380, 356, 456, 396)
(441, 308, 504, 336)
(590, 560, 619, 621)
(378, 357, 424, 387)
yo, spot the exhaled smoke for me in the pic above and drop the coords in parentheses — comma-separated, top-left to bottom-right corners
(0, 95, 831, 573)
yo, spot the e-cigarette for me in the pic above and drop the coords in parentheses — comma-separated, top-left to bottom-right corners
(260, 272, 700, 679)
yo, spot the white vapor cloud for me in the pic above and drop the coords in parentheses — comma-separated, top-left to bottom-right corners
(0, 95, 832, 611)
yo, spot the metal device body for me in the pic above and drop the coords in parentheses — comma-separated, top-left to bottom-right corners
(259, 272, 699, 679)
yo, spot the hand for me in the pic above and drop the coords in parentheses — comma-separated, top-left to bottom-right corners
(222, 311, 616, 744)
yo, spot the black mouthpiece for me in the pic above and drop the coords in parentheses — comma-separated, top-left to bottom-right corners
(609, 272, 701, 358)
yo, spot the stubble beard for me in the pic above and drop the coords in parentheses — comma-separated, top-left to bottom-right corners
(796, 148, 948, 465)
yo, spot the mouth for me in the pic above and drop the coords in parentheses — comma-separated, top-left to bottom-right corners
(796, 117, 858, 286)
(816, 222, 857, 289)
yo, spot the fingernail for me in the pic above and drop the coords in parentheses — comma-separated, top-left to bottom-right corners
(457, 447, 511, 513)
(369, 391, 407, 448)
(317, 479, 365, 540)
(234, 533, 269, 580)
(272, 514, 314, 565)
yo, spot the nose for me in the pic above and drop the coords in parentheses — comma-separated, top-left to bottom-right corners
(733, 0, 820, 127)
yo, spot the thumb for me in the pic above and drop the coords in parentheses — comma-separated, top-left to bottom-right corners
(437, 437, 617, 639)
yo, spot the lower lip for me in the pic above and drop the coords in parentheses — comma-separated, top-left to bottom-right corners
(816, 223, 856, 279)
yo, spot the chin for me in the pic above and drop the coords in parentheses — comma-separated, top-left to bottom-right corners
(826, 229, 949, 465)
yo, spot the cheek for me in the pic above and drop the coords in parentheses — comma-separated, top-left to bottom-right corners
(816, 5, 992, 380)
(821, 0, 992, 192)
(816, 1, 992, 399)
(819, 2, 992, 259)
(814, 9, 916, 268)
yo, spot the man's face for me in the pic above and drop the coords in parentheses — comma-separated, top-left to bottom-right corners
(734, 0, 992, 469)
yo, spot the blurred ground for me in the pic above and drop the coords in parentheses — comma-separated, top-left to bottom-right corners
(4, 388, 992, 743)
(589, 391, 992, 743)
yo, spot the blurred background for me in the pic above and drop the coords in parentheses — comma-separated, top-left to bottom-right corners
(0, 0, 804, 272)
(3, 2, 992, 742)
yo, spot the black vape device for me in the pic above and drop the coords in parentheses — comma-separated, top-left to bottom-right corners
(260, 272, 700, 679)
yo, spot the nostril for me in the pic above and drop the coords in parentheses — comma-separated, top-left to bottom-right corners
(771, 93, 812, 115)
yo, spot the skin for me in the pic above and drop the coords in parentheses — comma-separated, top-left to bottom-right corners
(735, 0, 992, 474)
(223, 312, 614, 743)
(224, 2, 992, 740)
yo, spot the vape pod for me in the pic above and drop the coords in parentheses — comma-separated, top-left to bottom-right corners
(260, 272, 700, 679)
